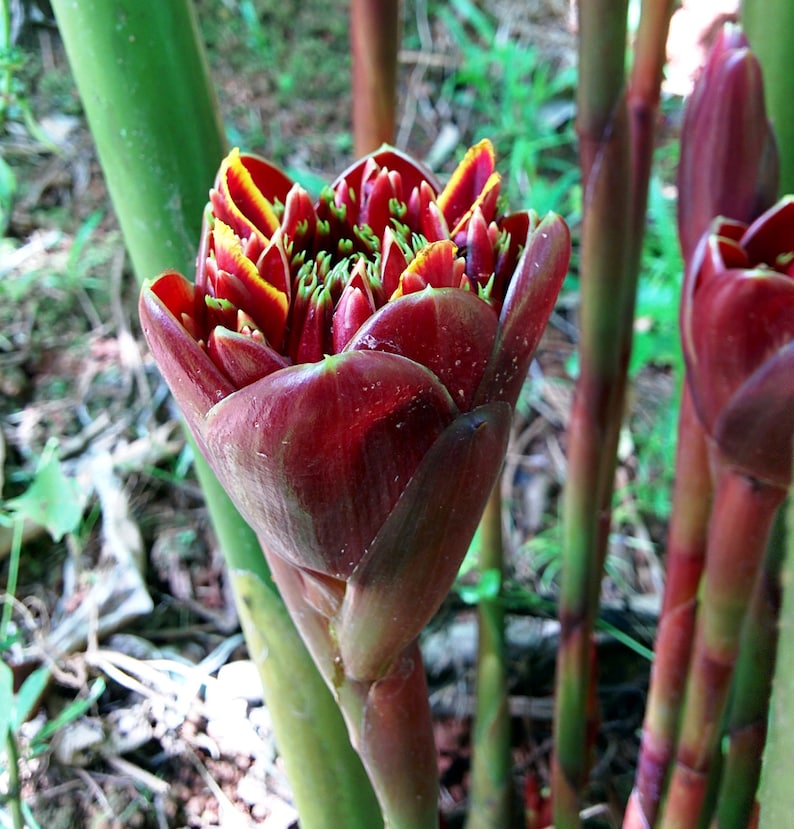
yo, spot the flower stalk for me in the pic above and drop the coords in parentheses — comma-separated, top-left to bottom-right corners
(625, 24, 784, 827)
(657, 195, 794, 825)
(622, 387, 712, 828)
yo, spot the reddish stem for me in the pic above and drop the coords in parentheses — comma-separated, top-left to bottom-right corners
(657, 467, 785, 829)
(623, 386, 712, 828)
(350, 0, 400, 155)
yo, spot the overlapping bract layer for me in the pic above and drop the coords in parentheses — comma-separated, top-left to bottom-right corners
(676, 24, 779, 264)
(683, 198, 794, 488)
(140, 140, 570, 678)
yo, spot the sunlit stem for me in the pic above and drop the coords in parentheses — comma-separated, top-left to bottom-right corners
(742, 0, 794, 193)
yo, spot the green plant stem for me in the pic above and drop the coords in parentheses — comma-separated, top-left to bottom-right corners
(711, 506, 786, 829)
(658, 469, 786, 829)
(465, 485, 512, 829)
(50, 0, 225, 283)
(350, 0, 400, 155)
(759, 496, 794, 827)
(553, 3, 631, 825)
(5, 728, 24, 829)
(741, 0, 794, 194)
(623, 387, 712, 828)
(51, 4, 381, 825)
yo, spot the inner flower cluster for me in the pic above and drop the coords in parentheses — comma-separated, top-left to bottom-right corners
(190, 143, 530, 369)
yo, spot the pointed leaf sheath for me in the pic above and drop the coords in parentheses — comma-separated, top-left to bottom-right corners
(338, 401, 512, 680)
(682, 199, 794, 488)
(677, 24, 779, 264)
(140, 140, 570, 681)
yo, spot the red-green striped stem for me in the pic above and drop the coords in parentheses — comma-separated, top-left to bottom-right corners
(657, 467, 786, 829)
(710, 507, 785, 828)
(555, 3, 674, 820)
(623, 386, 712, 828)
(626, 0, 678, 271)
(553, 4, 631, 823)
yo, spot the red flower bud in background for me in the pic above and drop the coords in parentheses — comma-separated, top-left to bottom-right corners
(682, 197, 794, 489)
(140, 140, 570, 680)
(677, 23, 779, 265)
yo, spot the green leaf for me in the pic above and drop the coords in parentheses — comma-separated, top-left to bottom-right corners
(6, 442, 86, 542)
(458, 567, 502, 605)
(30, 677, 106, 749)
(12, 666, 51, 729)
(0, 660, 13, 744)
(0, 153, 16, 237)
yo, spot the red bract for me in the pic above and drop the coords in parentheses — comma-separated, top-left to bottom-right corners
(682, 197, 794, 488)
(676, 24, 779, 265)
(140, 140, 570, 679)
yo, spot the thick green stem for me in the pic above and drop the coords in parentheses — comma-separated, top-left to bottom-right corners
(51, 4, 381, 824)
(350, 0, 400, 155)
(465, 485, 513, 829)
(658, 469, 785, 829)
(4, 729, 24, 829)
(741, 0, 794, 194)
(711, 506, 785, 828)
(624, 387, 712, 828)
(758, 506, 793, 826)
(51, 0, 225, 283)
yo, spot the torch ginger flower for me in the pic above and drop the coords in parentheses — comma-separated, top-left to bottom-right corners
(139, 140, 570, 682)
(676, 23, 778, 265)
(683, 197, 794, 489)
